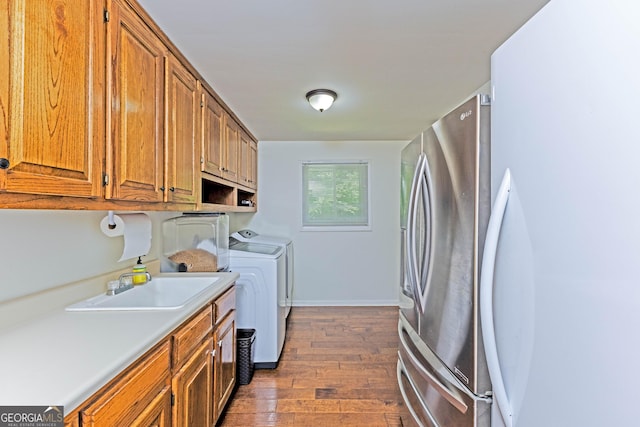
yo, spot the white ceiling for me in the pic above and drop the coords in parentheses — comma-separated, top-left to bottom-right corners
(138, 0, 549, 142)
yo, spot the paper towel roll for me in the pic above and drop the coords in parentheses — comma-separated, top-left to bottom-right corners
(100, 213, 152, 261)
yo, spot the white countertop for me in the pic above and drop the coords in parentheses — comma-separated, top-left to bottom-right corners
(0, 272, 238, 413)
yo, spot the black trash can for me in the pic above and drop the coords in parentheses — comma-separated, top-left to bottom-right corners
(237, 328, 256, 385)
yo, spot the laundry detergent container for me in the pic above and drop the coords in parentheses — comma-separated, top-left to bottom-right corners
(161, 213, 229, 272)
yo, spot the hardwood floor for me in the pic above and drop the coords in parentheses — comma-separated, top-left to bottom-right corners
(219, 306, 415, 426)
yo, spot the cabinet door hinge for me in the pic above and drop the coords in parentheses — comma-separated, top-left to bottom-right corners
(102, 173, 109, 186)
(171, 392, 175, 407)
(103, 9, 110, 23)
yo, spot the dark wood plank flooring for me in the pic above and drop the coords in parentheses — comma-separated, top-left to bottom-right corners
(219, 306, 415, 426)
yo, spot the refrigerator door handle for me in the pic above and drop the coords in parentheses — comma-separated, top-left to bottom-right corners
(399, 320, 469, 413)
(407, 153, 427, 308)
(418, 153, 435, 312)
(397, 357, 439, 427)
(480, 168, 512, 427)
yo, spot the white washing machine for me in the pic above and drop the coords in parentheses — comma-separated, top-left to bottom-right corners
(231, 229, 294, 318)
(229, 238, 286, 368)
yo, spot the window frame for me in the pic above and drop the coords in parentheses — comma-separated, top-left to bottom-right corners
(301, 160, 372, 232)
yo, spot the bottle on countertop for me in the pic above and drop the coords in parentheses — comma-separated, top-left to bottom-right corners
(132, 256, 148, 285)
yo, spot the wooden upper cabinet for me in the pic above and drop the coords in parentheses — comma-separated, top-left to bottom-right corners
(0, 0, 105, 197)
(249, 139, 258, 190)
(238, 130, 250, 187)
(165, 53, 198, 204)
(238, 129, 257, 190)
(0, 0, 255, 211)
(201, 89, 224, 179)
(107, 0, 165, 202)
(222, 114, 239, 183)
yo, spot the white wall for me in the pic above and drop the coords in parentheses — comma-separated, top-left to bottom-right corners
(235, 140, 405, 306)
(0, 141, 405, 309)
(0, 210, 176, 304)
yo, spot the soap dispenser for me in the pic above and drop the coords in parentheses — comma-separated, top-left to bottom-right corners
(132, 256, 148, 285)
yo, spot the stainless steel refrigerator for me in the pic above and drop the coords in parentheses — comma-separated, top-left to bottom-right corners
(398, 94, 492, 426)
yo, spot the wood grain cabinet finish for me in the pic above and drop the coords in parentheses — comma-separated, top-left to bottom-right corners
(164, 53, 199, 204)
(80, 341, 171, 426)
(238, 130, 251, 188)
(71, 286, 235, 427)
(107, 0, 166, 202)
(1, 0, 105, 198)
(172, 338, 213, 427)
(64, 412, 80, 427)
(213, 311, 236, 424)
(171, 304, 213, 370)
(129, 385, 171, 427)
(249, 139, 258, 190)
(221, 115, 240, 183)
(1, 0, 256, 211)
(201, 92, 240, 185)
(238, 129, 257, 190)
(201, 89, 225, 179)
(212, 286, 237, 424)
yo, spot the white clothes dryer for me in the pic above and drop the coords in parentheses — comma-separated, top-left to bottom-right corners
(231, 229, 294, 318)
(229, 238, 286, 368)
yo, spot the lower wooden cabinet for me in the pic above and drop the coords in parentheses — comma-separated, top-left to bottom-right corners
(80, 341, 171, 426)
(70, 285, 236, 427)
(213, 312, 236, 424)
(64, 413, 80, 427)
(130, 385, 172, 427)
(172, 339, 213, 427)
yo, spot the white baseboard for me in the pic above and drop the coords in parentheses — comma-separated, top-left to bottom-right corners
(292, 299, 399, 307)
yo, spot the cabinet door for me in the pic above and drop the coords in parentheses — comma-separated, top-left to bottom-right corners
(222, 115, 239, 183)
(238, 130, 251, 187)
(213, 313, 236, 424)
(107, 0, 165, 202)
(81, 342, 171, 426)
(249, 139, 258, 190)
(172, 339, 213, 427)
(130, 385, 171, 427)
(201, 90, 224, 178)
(1, 0, 105, 197)
(165, 53, 198, 204)
(63, 412, 80, 427)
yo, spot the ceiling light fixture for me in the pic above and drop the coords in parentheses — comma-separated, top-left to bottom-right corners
(306, 89, 337, 112)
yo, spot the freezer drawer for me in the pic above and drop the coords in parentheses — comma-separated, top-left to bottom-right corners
(398, 318, 491, 427)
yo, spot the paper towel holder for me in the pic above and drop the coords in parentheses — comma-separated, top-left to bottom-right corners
(107, 210, 116, 230)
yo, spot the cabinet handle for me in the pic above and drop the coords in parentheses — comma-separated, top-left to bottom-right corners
(0, 158, 9, 169)
(218, 340, 223, 348)
(160, 186, 166, 191)
(169, 187, 175, 192)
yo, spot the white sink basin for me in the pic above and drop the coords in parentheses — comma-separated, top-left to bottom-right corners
(65, 276, 220, 311)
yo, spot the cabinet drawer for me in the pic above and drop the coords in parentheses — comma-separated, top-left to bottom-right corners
(172, 305, 213, 369)
(214, 286, 236, 324)
(81, 340, 170, 426)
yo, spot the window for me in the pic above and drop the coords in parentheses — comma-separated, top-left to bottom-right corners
(302, 161, 370, 230)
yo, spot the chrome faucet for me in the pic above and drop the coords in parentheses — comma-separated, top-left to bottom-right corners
(106, 272, 152, 295)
